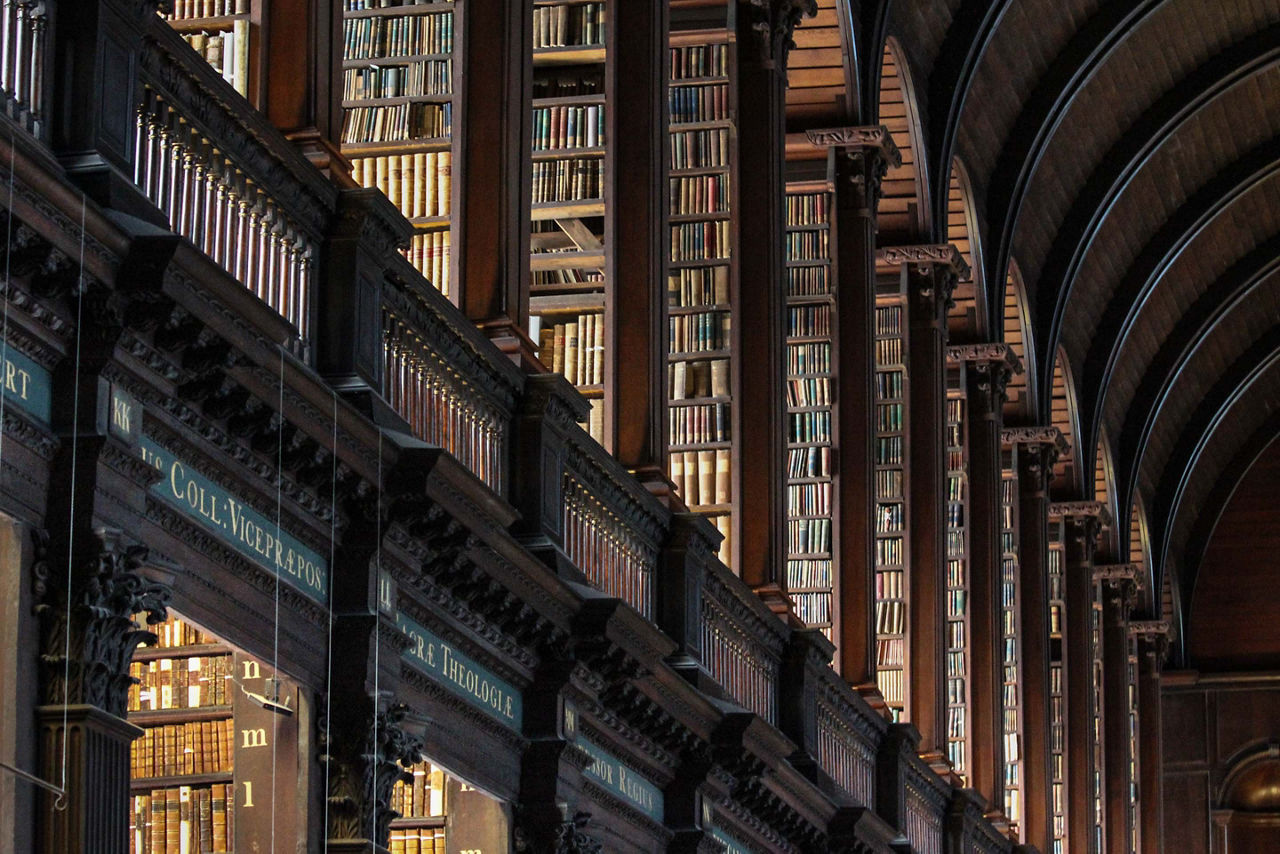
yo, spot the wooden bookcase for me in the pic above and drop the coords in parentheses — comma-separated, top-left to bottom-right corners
(999, 446, 1023, 831)
(1127, 638, 1139, 854)
(873, 275, 909, 718)
(944, 363, 970, 782)
(341, 0, 458, 298)
(528, 0, 610, 443)
(665, 25, 736, 567)
(388, 759, 448, 852)
(162, 0, 263, 101)
(1091, 591, 1104, 851)
(784, 183, 837, 641)
(1047, 515, 1066, 854)
(127, 613, 301, 853)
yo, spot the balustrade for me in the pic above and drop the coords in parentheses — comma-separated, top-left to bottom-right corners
(700, 557, 784, 724)
(815, 669, 881, 805)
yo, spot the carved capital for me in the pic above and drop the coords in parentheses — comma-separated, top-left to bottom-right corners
(1094, 563, 1141, 617)
(32, 528, 171, 716)
(1130, 619, 1172, 663)
(949, 343, 1022, 413)
(554, 812, 605, 853)
(1049, 500, 1113, 527)
(319, 696, 425, 845)
(876, 243, 972, 281)
(806, 124, 902, 163)
(743, 0, 818, 71)
(1001, 426, 1069, 490)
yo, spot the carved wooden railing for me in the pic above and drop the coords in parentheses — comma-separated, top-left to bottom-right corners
(382, 257, 519, 495)
(0, 0, 45, 135)
(560, 427, 667, 620)
(700, 555, 786, 725)
(814, 666, 882, 806)
(135, 21, 336, 347)
(902, 751, 949, 854)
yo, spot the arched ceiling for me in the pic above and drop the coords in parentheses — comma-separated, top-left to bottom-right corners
(783, 0, 1280, 643)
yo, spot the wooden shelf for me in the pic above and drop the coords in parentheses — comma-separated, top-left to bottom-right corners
(533, 45, 607, 65)
(344, 2, 455, 19)
(343, 52, 452, 68)
(131, 771, 233, 792)
(134, 643, 231, 662)
(128, 706, 234, 726)
(531, 146, 606, 161)
(342, 137, 452, 155)
(343, 94, 452, 107)
(531, 198, 605, 220)
(163, 14, 247, 34)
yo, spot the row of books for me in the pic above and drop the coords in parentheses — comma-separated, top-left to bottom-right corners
(786, 558, 832, 589)
(787, 445, 830, 478)
(875, 403, 904, 432)
(533, 72, 603, 99)
(342, 61, 451, 99)
(178, 25, 250, 98)
(671, 127, 730, 170)
(670, 173, 729, 215)
(947, 619, 966, 649)
(351, 152, 452, 219)
(875, 370, 904, 399)
(403, 231, 452, 295)
(947, 653, 967, 684)
(946, 528, 966, 556)
(669, 357, 729, 399)
(875, 535, 904, 567)
(391, 761, 446, 818)
(947, 475, 965, 502)
(786, 483, 830, 516)
(670, 44, 728, 80)
(788, 342, 831, 375)
(786, 518, 831, 554)
(948, 588, 968, 617)
(670, 220, 730, 261)
(787, 266, 830, 297)
(786, 193, 829, 226)
(344, 0, 449, 8)
(164, 0, 249, 17)
(875, 305, 903, 336)
(877, 502, 904, 532)
(389, 828, 446, 854)
(877, 665, 905, 704)
(668, 266, 730, 308)
(532, 156, 602, 204)
(876, 637, 904, 668)
(342, 13, 454, 60)
(141, 616, 218, 649)
(792, 591, 830, 625)
(532, 104, 604, 151)
(668, 83, 729, 124)
(947, 692, 966, 720)
(132, 719, 234, 780)
(875, 469, 903, 498)
(128, 655, 232, 711)
(533, 268, 604, 287)
(341, 102, 452, 143)
(786, 376, 830, 408)
(532, 2, 606, 49)
(669, 449, 731, 508)
(785, 230, 830, 260)
(875, 435, 903, 464)
(669, 310, 730, 353)
(130, 786, 233, 854)
(874, 337, 904, 365)
(668, 402, 729, 446)
(789, 410, 832, 443)
(535, 313, 605, 386)
(876, 568, 904, 600)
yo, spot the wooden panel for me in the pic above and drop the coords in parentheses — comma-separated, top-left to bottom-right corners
(1162, 773, 1211, 854)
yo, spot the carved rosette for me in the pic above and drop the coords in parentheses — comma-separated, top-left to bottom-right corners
(31, 528, 171, 717)
(948, 343, 1021, 415)
(743, 0, 818, 71)
(319, 697, 424, 844)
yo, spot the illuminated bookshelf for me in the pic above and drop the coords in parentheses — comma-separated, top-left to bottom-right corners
(1048, 515, 1066, 854)
(944, 364, 970, 782)
(1000, 446, 1022, 830)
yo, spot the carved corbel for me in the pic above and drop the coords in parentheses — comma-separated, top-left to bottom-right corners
(1130, 619, 1172, 665)
(948, 343, 1022, 417)
(743, 0, 818, 71)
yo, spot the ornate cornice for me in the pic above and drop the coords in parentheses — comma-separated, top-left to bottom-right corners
(946, 342, 1020, 371)
(875, 244, 972, 281)
(1049, 500, 1113, 527)
(804, 125, 903, 168)
(1130, 620, 1173, 663)
(1093, 563, 1141, 585)
(743, 0, 818, 72)
(1001, 425, 1068, 454)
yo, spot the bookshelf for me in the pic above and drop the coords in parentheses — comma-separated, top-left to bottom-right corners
(873, 277, 909, 718)
(389, 759, 448, 852)
(944, 364, 969, 782)
(1091, 594, 1104, 851)
(1128, 639, 1139, 854)
(999, 447, 1022, 831)
(1047, 515, 1066, 854)
(341, 0, 457, 297)
(161, 1, 261, 100)
(127, 613, 300, 853)
(666, 28, 735, 567)
(529, 0, 610, 443)
(784, 185, 836, 641)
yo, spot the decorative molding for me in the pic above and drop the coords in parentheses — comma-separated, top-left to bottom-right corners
(1093, 563, 1141, 585)
(1049, 500, 1113, 527)
(1001, 425, 1068, 454)
(31, 527, 171, 716)
(743, 0, 818, 71)
(875, 244, 972, 281)
(804, 125, 902, 167)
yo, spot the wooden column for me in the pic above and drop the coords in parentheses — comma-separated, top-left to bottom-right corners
(877, 245, 965, 764)
(732, 0, 815, 603)
(1007, 430, 1066, 854)
(1060, 506, 1105, 854)
(262, 0, 346, 178)
(1130, 620, 1170, 854)
(610, 0, 669, 474)
(455, 0, 538, 368)
(1096, 563, 1139, 854)
(949, 344, 1019, 811)
(805, 126, 900, 685)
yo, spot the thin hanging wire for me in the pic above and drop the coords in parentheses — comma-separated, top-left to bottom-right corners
(0, 123, 67, 812)
(270, 343, 284, 851)
(322, 390, 337, 852)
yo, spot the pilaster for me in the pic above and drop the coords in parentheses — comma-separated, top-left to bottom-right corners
(1094, 562, 1138, 854)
